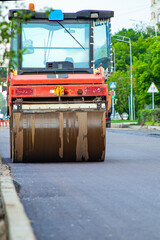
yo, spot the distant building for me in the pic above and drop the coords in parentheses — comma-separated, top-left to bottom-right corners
(151, 0, 160, 31)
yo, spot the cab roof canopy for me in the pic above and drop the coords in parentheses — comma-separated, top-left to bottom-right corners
(9, 9, 114, 20)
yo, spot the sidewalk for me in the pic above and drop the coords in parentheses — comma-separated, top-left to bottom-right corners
(0, 157, 8, 240)
(129, 125, 160, 131)
(111, 122, 160, 131)
(0, 153, 37, 240)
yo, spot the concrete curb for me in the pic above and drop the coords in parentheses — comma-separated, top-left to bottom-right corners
(111, 122, 138, 128)
(111, 123, 160, 131)
(129, 125, 160, 131)
(0, 155, 37, 240)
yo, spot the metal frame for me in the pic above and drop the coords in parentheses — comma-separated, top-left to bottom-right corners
(10, 83, 107, 100)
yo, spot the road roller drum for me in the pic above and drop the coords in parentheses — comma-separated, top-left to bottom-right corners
(11, 111, 106, 162)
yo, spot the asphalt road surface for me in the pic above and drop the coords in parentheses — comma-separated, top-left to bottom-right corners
(1, 128, 160, 240)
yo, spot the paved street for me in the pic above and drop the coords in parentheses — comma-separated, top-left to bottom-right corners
(1, 128, 160, 240)
(0, 128, 10, 158)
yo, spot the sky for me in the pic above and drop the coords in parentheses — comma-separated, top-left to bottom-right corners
(12, 0, 151, 33)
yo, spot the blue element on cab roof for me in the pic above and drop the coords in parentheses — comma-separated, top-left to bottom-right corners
(49, 10, 63, 21)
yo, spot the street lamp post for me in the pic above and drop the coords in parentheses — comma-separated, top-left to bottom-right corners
(112, 46, 116, 72)
(114, 35, 133, 120)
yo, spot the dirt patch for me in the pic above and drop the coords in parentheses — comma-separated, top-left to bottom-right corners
(0, 163, 10, 177)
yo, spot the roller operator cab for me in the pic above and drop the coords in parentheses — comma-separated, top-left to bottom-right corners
(8, 8, 114, 162)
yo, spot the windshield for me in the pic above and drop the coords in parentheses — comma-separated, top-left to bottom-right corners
(21, 22, 90, 69)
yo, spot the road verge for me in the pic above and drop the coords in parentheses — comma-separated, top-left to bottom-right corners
(0, 155, 37, 240)
(111, 122, 160, 131)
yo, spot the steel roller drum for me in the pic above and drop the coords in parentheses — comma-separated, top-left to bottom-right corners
(11, 111, 106, 162)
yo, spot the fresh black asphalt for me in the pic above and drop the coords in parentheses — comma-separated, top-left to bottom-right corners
(1, 128, 160, 240)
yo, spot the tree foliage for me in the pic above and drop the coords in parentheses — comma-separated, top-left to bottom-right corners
(110, 27, 160, 116)
(107, 71, 130, 114)
(0, 1, 34, 72)
(133, 37, 160, 110)
(0, 1, 32, 113)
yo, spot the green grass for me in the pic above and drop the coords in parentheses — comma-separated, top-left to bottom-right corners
(111, 120, 160, 126)
(111, 120, 138, 123)
(144, 121, 160, 126)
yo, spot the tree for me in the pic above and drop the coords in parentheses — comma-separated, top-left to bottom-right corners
(133, 37, 160, 110)
(112, 42, 130, 72)
(111, 28, 160, 116)
(107, 71, 130, 114)
(114, 28, 143, 42)
(0, 1, 34, 76)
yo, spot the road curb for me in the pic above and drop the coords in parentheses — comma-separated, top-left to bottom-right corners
(0, 154, 37, 240)
(129, 125, 160, 131)
(111, 123, 160, 131)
